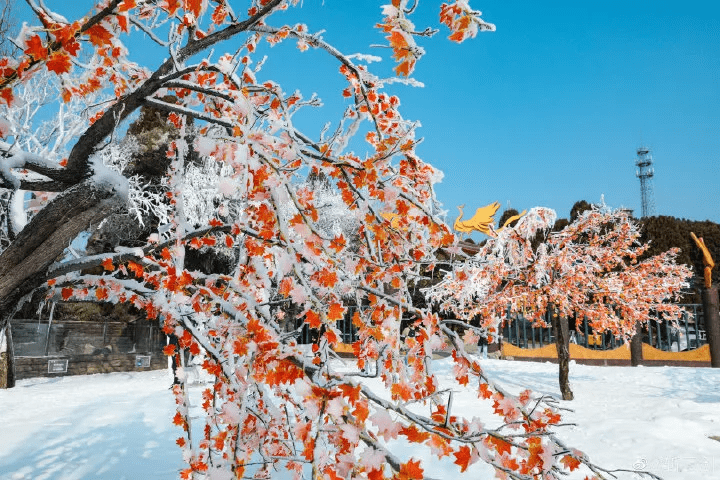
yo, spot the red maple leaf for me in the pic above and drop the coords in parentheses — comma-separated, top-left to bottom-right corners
(0, 88, 14, 106)
(327, 302, 345, 321)
(118, 0, 136, 12)
(489, 436, 512, 456)
(399, 424, 430, 443)
(116, 15, 129, 34)
(63, 39, 81, 57)
(184, 0, 202, 18)
(127, 261, 144, 277)
(278, 277, 293, 297)
(306, 310, 322, 329)
(86, 24, 113, 47)
(24, 35, 47, 61)
(453, 445, 472, 473)
(101, 257, 115, 271)
(61, 287, 73, 301)
(397, 459, 424, 480)
(560, 454, 582, 472)
(95, 287, 109, 300)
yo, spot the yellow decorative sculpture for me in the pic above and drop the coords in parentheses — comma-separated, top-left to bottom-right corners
(454, 201, 526, 237)
(381, 212, 402, 229)
(691, 232, 715, 288)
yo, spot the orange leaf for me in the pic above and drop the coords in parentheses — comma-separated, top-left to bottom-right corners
(0, 88, 14, 106)
(164, 344, 176, 356)
(184, 0, 202, 17)
(165, 0, 180, 15)
(395, 60, 413, 77)
(489, 436, 512, 456)
(449, 30, 465, 43)
(61, 287, 73, 301)
(479, 382, 492, 399)
(327, 302, 345, 321)
(63, 39, 81, 57)
(279, 277, 293, 297)
(306, 310, 322, 329)
(101, 257, 115, 271)
(117, 14, 129, 33)
(95, 287, 108, 300)
(127, 261, 144, 277)
(453, 445, 472, 473)
(398, 459, 423, 480)
(119, 0, 136, 12)
(399, 424, 430, 443)
(560, 455, 582, 472)
(24, 35, 47, 61)
(86, 24, 113, 47)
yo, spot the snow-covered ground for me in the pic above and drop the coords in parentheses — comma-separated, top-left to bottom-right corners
(1, 359, 720, 480)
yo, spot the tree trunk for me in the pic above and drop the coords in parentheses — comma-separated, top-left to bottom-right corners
(630, 321, 643, 366)
(0, 181, 122, 324)
(552, 313, 574, 400)
(702, 286, 720, 368)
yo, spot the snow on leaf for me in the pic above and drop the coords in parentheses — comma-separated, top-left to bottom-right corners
(369, 409, 401, 442)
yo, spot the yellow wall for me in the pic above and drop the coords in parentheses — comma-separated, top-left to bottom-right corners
(501, 342, 710, 362)
(642, 343, 711, 362)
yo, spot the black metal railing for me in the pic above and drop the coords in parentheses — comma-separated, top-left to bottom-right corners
(502, 304, 705, 352)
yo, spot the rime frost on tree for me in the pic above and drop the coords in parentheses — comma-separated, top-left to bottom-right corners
(0, 1, 666, 478)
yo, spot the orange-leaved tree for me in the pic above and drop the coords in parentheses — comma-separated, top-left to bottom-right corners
(0, 1, 656, 478)
(427, 206, 692, 400)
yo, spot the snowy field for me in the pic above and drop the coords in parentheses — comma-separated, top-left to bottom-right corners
(2, 359, 720, 480)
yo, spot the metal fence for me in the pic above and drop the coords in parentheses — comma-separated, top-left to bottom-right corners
(502, 304, 706, 352)
(11, 318, 165, 358)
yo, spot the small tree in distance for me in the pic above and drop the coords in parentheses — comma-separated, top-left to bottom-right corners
(427, 205, 692, 400)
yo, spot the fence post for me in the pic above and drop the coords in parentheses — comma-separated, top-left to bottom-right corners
(703, 286, 720, 368)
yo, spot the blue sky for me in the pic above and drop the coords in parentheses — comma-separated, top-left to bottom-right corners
(31, 1, 720, 226)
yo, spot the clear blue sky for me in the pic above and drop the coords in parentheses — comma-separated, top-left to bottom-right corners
(31, 1, 720, 226)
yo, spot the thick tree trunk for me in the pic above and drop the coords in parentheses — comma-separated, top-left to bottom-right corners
(0, 181, 122, 318)
(0, 181, 122, 388)
(630, 321, 644, 366)
(702, 286, 720, 368)
(552, 313, 574, 401)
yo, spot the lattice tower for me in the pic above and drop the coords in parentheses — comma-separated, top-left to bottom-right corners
(635, 146, 656, 217)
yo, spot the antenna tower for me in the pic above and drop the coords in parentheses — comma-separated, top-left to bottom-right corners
(635, 146, 656, 217)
